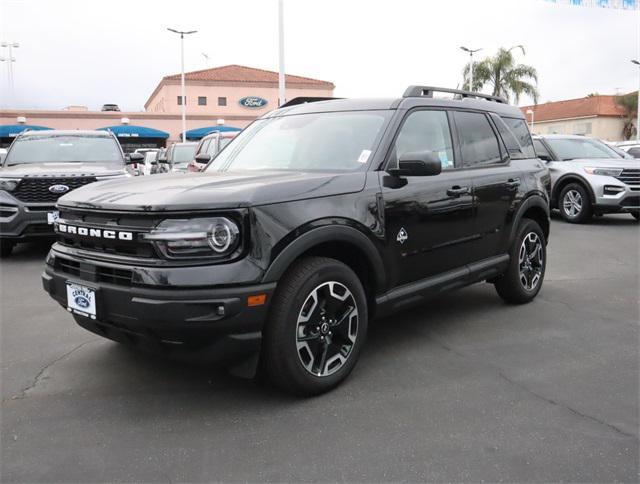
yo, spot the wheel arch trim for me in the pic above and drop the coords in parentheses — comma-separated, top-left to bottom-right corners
(262, 223, 386, 291)
(509, 194, 550, 245)
(552, 174, 596, 206)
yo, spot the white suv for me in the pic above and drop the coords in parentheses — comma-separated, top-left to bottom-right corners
(533, 135, 639, 223)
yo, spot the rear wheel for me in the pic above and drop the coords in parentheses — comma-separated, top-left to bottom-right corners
(0, 240, 15, 258)
(263, 256, 368, 396)
(559, 183, 592, 223)
(494, 219, 546, 304)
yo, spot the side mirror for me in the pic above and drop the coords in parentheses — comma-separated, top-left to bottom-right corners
(195, 153, 212, 164)
(127, 152, 145, 165)
(388, 151, 442, 177)
(537, 154, 552, 162)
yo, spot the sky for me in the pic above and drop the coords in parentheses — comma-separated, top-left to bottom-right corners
(0, 0, 636, 111)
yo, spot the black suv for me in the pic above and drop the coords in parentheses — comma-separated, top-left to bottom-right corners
(42, 87, 551, 395)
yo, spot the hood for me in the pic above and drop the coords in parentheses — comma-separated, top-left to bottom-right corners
(562, 158, 640, 168)
(58, 170, 367, 212)
(0, 162, 126, 178)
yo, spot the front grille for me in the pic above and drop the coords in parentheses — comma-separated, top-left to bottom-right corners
(621, 196, 640, 208)
(12, 176, 97, 203)
(55, 257, 134, 287)
(57, 208, 159, 258)
(616, 169, 640, 191)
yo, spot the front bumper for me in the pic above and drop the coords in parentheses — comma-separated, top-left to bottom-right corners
(591, 178, 639, 213)
(0, 191, 56, 240)
(42, 250, 276, 363)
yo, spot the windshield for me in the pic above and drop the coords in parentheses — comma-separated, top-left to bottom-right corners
(171, 144, 197, 164)
(545, 138, 622, 161)
(207, 110, 391, 172)
(5, 135, 123, 165)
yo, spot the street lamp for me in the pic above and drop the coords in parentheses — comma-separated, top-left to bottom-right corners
(460, 46, 481, 91)
(631, 59, 640, 141)
(526, 109, 535, 132)
(1, 41, 19, 105)
(167, 28, 197, 142)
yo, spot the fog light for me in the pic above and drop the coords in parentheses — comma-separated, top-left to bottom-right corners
(603, 185, 625, 196)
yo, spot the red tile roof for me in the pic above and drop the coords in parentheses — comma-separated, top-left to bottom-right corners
(163, 64, 335, 88)
(520, 95, 628, 122)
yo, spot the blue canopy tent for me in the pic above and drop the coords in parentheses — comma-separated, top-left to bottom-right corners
(0, 124, 52, 147)
(182, 125, 241, 141)
(98, 125, 170, 153)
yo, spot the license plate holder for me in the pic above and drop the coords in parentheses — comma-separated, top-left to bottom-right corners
(66, 282, 97, 319)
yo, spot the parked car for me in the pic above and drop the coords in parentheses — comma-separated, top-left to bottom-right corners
(101, 104, 120, 112)
(533, 135, 639, 222)
(187, 131, 239, 172)
(133, 148, 161, 175)
(164, 142, 197, 173)
(42, 86, 550, 395)
(0, 130, 135, 257)
(614, 141, 640, 159)
(0, 148, 7, 165)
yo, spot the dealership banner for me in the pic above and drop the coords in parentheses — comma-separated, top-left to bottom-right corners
(544, 0, 637, 8)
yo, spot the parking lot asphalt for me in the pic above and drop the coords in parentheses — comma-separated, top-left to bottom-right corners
(1, 214, 638, 483)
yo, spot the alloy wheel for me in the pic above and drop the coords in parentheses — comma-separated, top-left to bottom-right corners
(295, 281, 359, 377)
(563, 189, 583, 218)
(518, 232, 544, 291)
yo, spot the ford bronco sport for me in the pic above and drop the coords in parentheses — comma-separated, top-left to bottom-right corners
(0, 130, 134, 257)
(42, 87, 551, 395)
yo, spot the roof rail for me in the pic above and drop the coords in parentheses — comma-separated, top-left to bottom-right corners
(403, 85, 507, 104)
(279, 96, 341, 108)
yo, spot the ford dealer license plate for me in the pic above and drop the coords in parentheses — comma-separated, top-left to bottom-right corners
(66, 283, 97, 319)
(47, 211, 59, 225)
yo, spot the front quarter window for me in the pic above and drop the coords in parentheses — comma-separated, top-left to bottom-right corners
(207, 110, 391, 173)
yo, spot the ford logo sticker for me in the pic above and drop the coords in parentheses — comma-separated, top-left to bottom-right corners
(239, 96, 268, 108)
(49, 184, 70, 194)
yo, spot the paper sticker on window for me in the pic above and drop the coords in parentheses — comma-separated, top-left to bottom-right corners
(357, 150, 372, 164)
(439, 151, 454, 169)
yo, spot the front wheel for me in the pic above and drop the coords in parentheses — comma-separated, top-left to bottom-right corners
(262, 256, 368, 396)
(559, 183, 592, 223)
(494, 219, 546, 304)
(0, 240, 15, 258)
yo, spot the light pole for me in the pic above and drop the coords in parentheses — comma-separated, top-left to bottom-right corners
(460, 46, 481, 91)
(1, 41, 19, 105)
(278, 0, 286, 106)
(632, 60, 640, 142)
(168, 28, 197, 142)
(526, 109, 535, 133)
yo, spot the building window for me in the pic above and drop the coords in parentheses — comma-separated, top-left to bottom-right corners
(177, 96, 186, 105)
(198, 96, 207, 106)
(218, 97, 227, 106)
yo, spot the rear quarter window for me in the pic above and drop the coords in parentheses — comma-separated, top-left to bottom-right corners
(502, 117, 535, 158)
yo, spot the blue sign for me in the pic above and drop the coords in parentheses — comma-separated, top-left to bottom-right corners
(239, 96, 268, 108)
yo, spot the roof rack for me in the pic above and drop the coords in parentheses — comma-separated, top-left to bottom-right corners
(403, 85, 507, 104)
(279, 96, 341, 108)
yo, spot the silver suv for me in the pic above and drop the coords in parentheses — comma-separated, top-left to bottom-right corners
(533, 135, 639, 223)
(0, 130, 132, 256)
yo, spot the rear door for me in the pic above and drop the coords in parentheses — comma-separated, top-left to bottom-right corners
(380, 108, 478, 287)
(452, 111, 523, 260)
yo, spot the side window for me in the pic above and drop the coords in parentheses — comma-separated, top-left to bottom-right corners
(392, 110, 455, 170)
(532, 139, 552, 161)
(453, 111, 502, 167)
(197, 139, 211, 155)
(206, 137, 219, 155)
(502, 117, 535, 158)
(489, 113, 525, 159)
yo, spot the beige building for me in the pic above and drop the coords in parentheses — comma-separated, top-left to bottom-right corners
(520, 94, 630, 142)
(0, 65, 335, 148)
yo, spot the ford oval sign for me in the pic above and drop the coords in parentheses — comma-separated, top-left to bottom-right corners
(49, 184, 70, 194)
(239, 96, 268, 108)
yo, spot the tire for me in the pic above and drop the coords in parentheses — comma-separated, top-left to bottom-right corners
(559, 183, 592, 223)
(0, 240, 15, 258)
(494, 219, 546, 304)
(262, 256, 368, 396)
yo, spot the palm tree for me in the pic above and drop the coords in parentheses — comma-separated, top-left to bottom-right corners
(463, 46, 539, 104)
(615, 92, 637, 140)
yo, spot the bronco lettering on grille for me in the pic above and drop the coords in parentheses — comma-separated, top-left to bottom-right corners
(57, 223, 134, 241)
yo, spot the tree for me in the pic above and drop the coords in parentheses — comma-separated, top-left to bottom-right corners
(615, 92, 638, 140)
(463, 46, 539, 104)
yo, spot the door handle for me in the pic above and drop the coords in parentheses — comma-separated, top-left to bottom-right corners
(447, 186, 470, 197)
(506, 178, 521, 190)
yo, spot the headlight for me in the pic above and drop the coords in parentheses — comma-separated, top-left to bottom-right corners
(584, 167, 623, 177)
(0, 178, 20, 192)
(143, 217, 241, 259)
